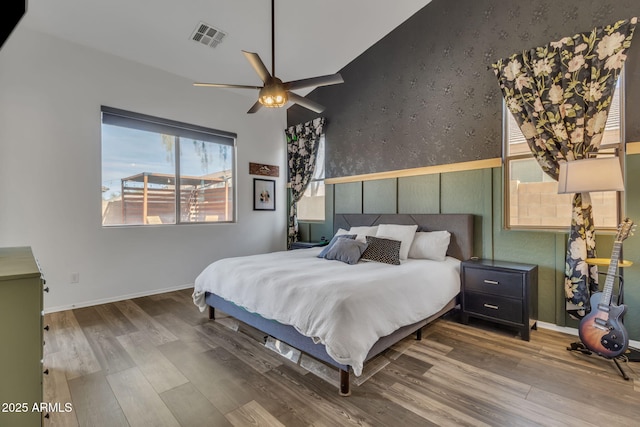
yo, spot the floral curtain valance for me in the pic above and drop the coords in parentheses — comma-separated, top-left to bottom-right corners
(285, 117, 326, 248)
(492, 18, 636, 316)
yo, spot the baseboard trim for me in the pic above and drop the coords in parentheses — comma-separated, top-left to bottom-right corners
(45, 295, 640, 350)
(536, 321, 640, 349)
(44, 283, 194, 314)
(536, 321, 578, 336)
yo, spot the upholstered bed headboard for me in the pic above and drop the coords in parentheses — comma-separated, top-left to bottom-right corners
(333, 213, 475, 261)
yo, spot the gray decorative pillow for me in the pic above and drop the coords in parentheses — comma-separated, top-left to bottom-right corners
(361, 236, 401, 265)
(317, 234, 357, 258)
(323, 238, 368, 265)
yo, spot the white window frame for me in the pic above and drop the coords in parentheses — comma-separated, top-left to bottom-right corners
(503, 72, 624, 231)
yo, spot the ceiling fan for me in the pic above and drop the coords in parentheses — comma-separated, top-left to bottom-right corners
(193, 0, 344, 114)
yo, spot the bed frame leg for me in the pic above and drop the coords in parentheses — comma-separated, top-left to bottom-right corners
(208, 306, 215, 320)
(339, 369, 351, 396)
(416, 328, 422, 341)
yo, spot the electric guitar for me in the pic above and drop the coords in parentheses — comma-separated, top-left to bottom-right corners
(578, 218, 634, 358)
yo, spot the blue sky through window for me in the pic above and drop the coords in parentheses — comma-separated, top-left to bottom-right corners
(102, 125, 232, 201)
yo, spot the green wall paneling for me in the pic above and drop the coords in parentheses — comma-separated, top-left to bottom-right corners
(300, 223, 333, 242)
(441, 168, 493, 258)
(398, 174, 440, 214)
(309, 184, 335, 241)
(493, 233, 559, 324)
(335, 182, 363, 214)
(555, 233, 568, 326)
(622, 153, 640, 340)
(319, 184, 335, 238)
(324, 159, 640, 340)
(491, 168, 559, 324)
(297, 184, 335, 242)
(363, 179, 397, 214)
(298, 223, 311, 242)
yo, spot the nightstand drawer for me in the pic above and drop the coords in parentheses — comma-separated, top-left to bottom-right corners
(464, 293, 523, 324)
(464, 268, 524, 298)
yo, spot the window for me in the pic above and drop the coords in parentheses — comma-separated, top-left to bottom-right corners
(101, 107, 236, 226)
(504, 77, 623, 230)
(296, 134, 325, 221)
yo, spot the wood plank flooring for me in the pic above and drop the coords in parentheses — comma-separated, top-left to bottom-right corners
(42, 289, 640, 426)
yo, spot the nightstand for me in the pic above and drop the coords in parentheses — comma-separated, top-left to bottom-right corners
(460, 258, 538, 341)
(290, 241, 329, 250)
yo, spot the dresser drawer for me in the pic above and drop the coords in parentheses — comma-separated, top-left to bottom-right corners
(464, 292, 523, 324)
(463, 268, 524, 298)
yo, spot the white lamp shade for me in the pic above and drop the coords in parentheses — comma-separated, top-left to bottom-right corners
(557, 157, 625, 194)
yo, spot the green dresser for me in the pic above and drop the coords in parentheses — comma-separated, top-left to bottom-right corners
(0, 247, 44, 426)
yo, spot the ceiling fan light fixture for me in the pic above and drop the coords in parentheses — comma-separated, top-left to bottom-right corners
(258, 80, 288, 108)
(194, 0, 342, 113)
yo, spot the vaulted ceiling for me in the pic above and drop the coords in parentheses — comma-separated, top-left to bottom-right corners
(21, 0, 432, 99)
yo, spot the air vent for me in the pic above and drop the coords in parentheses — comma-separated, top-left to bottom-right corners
(190, 22, 227, 48)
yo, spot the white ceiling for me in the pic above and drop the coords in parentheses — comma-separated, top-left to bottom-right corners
(21, 0, 432, 99)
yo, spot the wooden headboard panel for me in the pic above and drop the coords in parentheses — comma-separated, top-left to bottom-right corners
(334, 213, 475, 261)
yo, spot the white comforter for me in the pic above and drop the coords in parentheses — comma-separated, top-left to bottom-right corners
(193, 247, 460, 376)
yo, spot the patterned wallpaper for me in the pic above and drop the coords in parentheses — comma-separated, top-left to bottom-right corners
(287, 0, 640, 179)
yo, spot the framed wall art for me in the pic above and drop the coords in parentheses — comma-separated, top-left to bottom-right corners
(253, 178, 275, 211)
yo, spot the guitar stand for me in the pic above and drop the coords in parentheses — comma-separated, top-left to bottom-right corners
(566, 341, 630, 380)
(566, 271, 630, 381)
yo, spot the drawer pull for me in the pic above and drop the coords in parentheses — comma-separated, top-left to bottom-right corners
(43, 369, 49, 375)
(483, 303, 499, 310)
(44, 325, 50, 331)
(483, 280, 499, 285)
(44, 287, 50, 293)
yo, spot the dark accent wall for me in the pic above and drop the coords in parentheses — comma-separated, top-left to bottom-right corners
(289, 0, 640, 340)
(287, 0, 640, 178)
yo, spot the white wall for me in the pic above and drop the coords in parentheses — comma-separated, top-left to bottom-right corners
(0, 28, 288, 312)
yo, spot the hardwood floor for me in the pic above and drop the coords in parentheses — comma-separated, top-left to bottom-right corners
(43, 289, 640, 426)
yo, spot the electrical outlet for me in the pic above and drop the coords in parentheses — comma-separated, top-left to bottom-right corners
(70, 272, 79, 284)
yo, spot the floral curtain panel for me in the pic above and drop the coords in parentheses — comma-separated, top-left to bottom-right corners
(492, 18, 636, 317)
(285, 117, 326, 248)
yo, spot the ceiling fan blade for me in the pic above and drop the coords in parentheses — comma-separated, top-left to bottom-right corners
(285, 73, 344, 91)
(242, 51, 272, 83)
(247, 100, 263, 114)
(194, 83, 261, 90)
(287, 92, 325, 113)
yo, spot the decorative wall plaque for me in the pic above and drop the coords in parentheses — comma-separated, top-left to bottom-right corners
(249, 162, 279, 177)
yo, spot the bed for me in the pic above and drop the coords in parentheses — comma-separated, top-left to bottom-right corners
(193, 213, 474, 395)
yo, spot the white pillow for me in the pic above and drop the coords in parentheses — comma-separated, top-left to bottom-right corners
(375, 224, 418, 260)
(334, 228, 349, 236)
(408, 230, 451, 261)
(349, 225, 379, 243)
